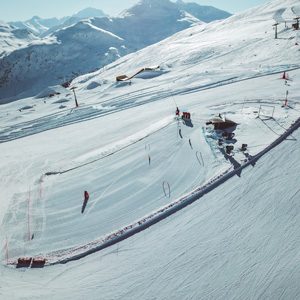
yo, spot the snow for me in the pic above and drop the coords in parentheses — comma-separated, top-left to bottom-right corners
(9, 8, 108, 36)
(0, 0, 228, 101)
(35, 85, 70, 99)
(0, 0, 300, 299)
(0, 21, 38, 57)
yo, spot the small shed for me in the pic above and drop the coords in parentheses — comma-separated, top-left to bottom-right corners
(206, 116, 237, 130)
(116, 75, 129, 81)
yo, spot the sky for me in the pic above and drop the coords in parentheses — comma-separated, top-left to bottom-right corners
(0, 0, 271, 22)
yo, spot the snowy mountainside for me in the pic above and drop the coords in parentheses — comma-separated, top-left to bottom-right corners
(0, 21, 38, 57)
(9, 8, 107, 36)
(72, 7, 108, 19)
(0, 0, 300, 298)
(9, 16, 66, 36)
(74, 0, 300, 94)
(0, 20, 126, 103)
(40, 8, 109, 38)
(93, 0, 203, 49)
(0, 0, 206, 102)
(175, 0, 232, 22)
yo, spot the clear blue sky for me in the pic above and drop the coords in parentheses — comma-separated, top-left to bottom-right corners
(0, 0, 270, 22)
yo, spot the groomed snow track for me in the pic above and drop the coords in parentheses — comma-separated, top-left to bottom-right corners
(1, 66, 300, 144)
(9, 116, 300, 268)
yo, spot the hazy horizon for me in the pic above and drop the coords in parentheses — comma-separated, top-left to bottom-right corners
(0, 0, 270, 22)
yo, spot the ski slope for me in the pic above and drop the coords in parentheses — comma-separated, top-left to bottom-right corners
(2, 119, 300, 299)
(1, 0, 300, 299)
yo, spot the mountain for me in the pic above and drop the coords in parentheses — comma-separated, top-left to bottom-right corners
(0, 20, 38, 57)
(0, 1, 300, 299)
(0, 19, 127, 101)
(176, 0, 232, 22)
(0, 0, 232, 101)
(92, 0, 203, 49)
(0, 0, 204, 101)
(40, 7, 108, 37)
(73, 0, 299, 93)
(72, 7, 107, 19)
(9, 8, 107, 36)
(9, 16, 67, 36)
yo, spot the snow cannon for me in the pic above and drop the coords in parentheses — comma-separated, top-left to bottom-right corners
(181, 111, 193, 127)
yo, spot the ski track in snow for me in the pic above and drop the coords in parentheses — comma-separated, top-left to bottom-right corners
(1, 65, 299, 144)
(44, 118, 174, 176)
(7, 116, 300, 267)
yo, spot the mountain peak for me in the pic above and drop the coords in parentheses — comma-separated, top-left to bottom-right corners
(175, 0, 231, 22)
(30, 16, 41, 21)
(120, 0, 182, 18)
(72, 7, 108, 19)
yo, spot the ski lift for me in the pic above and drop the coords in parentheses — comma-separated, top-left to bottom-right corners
(182, 112, 191, 120)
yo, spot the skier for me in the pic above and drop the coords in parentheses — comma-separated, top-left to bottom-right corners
(81, 190, 90, 214)
(175, 107, 180, 116)
(179, 128, 183, 139)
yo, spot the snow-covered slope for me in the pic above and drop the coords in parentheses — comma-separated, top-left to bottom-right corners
(9, 8, 107, 36)
(92, 0, 204, 49)
(69, 0, 299, 104)
(9, 16, 65, 36)
(0, 0, 205, 102)
(0, 20, 38, 57)
(0, 19, 127, 102)
(40, 8, 108, 38)
(2, 121, 300, 299)
(0, 0, 300, 299)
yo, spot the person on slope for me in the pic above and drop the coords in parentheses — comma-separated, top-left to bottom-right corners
(81, 190, 90, 214)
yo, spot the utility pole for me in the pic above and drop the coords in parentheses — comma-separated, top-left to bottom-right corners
(285, 90, 289, 107)
(294, 17, 300, 30)
(273, 23, 278, 39)
(70, 87, 79, 108)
